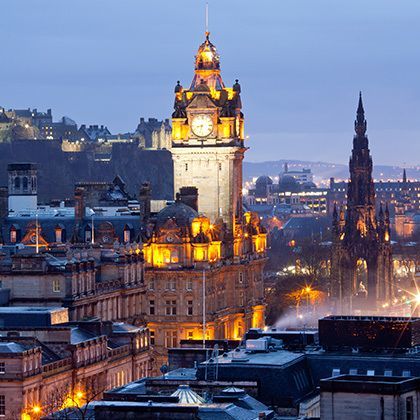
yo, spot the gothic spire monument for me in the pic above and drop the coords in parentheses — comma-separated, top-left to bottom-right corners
(331, 93, 394, 313)
(171, 31, 245, 231)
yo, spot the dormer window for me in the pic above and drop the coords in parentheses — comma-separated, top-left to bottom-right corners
(9, 225, 20, 244)
(55, 224, 66, 243)
(123, 224, 133, 243)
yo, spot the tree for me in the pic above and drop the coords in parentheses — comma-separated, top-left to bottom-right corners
(28, 379, 105, 420)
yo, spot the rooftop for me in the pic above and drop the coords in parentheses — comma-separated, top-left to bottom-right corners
(206, 347, 304, 367)
(320, 374, 420, 395)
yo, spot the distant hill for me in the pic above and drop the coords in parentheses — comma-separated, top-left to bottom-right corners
(244, 160, 420, 183)
(0, 140, 173, 202)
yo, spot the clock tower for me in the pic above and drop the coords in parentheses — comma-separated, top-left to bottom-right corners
(171, 32, 245, 230)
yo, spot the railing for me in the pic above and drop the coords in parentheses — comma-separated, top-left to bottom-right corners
(42, 357, 72, 377)
(108, 344, 130, 361)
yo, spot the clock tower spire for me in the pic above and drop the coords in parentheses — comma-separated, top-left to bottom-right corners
(171, 32, 245, 230)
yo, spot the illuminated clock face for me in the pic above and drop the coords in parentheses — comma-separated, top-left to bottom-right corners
(191, 114, 213, 138)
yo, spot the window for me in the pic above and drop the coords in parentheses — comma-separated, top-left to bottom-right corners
(124, 229, 131, 243)
(166, 278, 176, 291)
(150, 330, 155, 346)
(85, 229, 92, 243)
(149, 300, 155, 315)
(165, 300, 177, 315)
(14, 177, 20, 189)
(403, 370, 411, 377)
(186, 278, 193, 291)
(367, 370, 375, 376)
(406, 396, 413, 420)
(239, 291, 244, 307)
(185, 163, 188, 171)
(0, 363, 4, 374)
(22, 177, 28, 191)
(187, 300, 193, 316)
(55, 228, 63, 243)
(218, 162, 222, 171)
(332, 369, 340, 377)
(149, 278, 155, 290)
(238, 272, 244, 284)
(52, 279, 61, 293)
(165, 330, 177, 348)
(349, 368, 358, 375)
(187, 331, 194, 340)
(10, 228, 17, 244)
(384, 370, 392, 377)
(0, 395, 4, 416)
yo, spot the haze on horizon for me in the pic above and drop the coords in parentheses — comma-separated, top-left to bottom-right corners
(1, 0, 419, 166)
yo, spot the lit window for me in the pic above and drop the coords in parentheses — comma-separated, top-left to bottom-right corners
(10, 228, 17, 244)
(0, 363, 4, 374)
(124, 229, 130, 243)
(150, 330, 155, 346)
(55, 228, 63, 243)
(165, 330, 177, 348)
(52, 279, 61, 293)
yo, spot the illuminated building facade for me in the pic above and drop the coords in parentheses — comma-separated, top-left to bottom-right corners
(171, 32, 244, 229)
(331, 94, 394, 313)
(142, 32, 267, 363)
(0, 308, 150, 419)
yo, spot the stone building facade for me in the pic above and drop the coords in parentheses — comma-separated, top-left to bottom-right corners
(0, 247, 146, 325)
(171, 33, 244, 230)
(141, 32, 267, 365)
(0, 312, 150, 419)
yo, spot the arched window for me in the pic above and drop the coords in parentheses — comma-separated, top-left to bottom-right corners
(14, 177, 20, 189)
(10, 225, 20, 243)
(123, 224, 133, 243)
(55, 225, 66, 243)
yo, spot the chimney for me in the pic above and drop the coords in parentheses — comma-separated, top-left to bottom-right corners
(178, 187, 198, 211)
(330, 177, 335, 188)
(140, 117, 145, 123)
(139, 182, 151, 223)
(0, 187, 8, 220)
(74, 186, 85, 223)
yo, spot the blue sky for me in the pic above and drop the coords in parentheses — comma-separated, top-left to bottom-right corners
(1, 0, 420, 165)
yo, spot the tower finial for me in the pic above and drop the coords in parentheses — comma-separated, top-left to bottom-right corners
(205, 2, 209, 39)
(403, 168, 407, 183)
(354, 91, 367, 136)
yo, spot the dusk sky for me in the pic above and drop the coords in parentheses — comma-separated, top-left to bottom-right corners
(1, 0, 420, 165)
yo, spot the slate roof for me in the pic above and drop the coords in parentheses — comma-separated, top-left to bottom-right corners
(156, 202, 198, 228)
(70, 327, 99, 344)
(0, 342, 28, 353)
